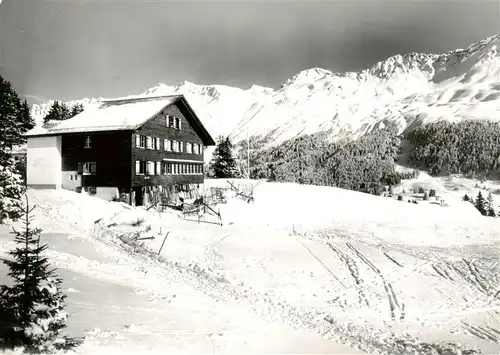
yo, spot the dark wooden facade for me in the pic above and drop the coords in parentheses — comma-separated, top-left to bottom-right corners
(59, 98, 214, 205)
(132, 102, 205, 188)
(61, 131, 132, 190)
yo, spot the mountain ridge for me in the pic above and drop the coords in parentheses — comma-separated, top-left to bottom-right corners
(30, 34, 500, 148)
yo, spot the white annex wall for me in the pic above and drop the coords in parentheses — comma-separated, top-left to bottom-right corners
(27, 136, 62, 189)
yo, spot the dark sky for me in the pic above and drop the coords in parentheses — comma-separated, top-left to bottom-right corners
(0, 0, 498, 103)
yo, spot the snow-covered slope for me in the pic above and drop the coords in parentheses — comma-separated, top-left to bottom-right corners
(30, 34, 500, 147)
(1, 176, 499, 354)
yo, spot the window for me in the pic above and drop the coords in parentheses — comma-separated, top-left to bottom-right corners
(146, 136, 152, 149)
(136, 135, 146, 149)
(78, 162, 96, 175)
(167, 115, 175, 128)
(84, 136, 92, 149)
(155, 161, 161, 175)
(173, 163, 178, 175)
(136, 161, 146, 175)
(174, 117, 181, 130)
(150, 137, 160, 150)
(186, 143, 193, 154)
(179, 141, 184, 153)
(167, 163, 172, 174)
(164, 139, 171, 151)
(146, 161, 154, 175)
(172, 140, 180, 152)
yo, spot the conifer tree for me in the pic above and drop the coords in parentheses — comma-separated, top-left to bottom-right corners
(210, 136, 240, 178)
(0, 198, 79, 353)
(42, 101, 61, 123)
(0, 74, 35, 169)
(43, 101, 83, 124)
(487, 192, 496, 217)
(475, 191, 487, 216)
(0, 157, 25, 224)
(70, 103, 84, 117)
(17, 100, 35, 133)
(0, 76, 23, 160)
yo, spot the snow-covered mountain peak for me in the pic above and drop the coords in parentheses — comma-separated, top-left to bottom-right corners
(248, 85, 275, 96)
(282, 67, 334, 87)
(29, 33, 500, 152)
(142, 83, 176, 96)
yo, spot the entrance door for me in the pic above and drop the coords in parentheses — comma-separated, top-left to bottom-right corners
(134, 187, 144, 206)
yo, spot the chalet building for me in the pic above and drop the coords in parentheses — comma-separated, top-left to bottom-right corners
(25, 94, 215, 206)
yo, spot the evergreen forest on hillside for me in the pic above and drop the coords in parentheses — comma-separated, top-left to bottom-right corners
(406, 120, 500, 178)
(229, 119, 500, 196)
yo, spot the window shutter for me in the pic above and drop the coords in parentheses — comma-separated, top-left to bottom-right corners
(156, 161, 161, 175)
(178, 118, 182, 130)
(146, 137, 151, 149)
(156, 138, 160, 150)
(135, 161, 140, 174)
(180, 142, 184, 153)
(135, 135, 141, 147)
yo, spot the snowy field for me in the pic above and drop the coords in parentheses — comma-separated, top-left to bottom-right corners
(1, 176, 500, 354)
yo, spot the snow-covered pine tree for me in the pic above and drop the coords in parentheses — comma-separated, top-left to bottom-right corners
(0, 198, 80, 353)
(0, 157, 25, 224)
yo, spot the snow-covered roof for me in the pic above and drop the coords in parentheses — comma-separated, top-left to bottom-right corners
(25, 95, 182, 136)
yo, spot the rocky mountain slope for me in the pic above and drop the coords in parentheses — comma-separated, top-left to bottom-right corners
(30, 34, 500, 148)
